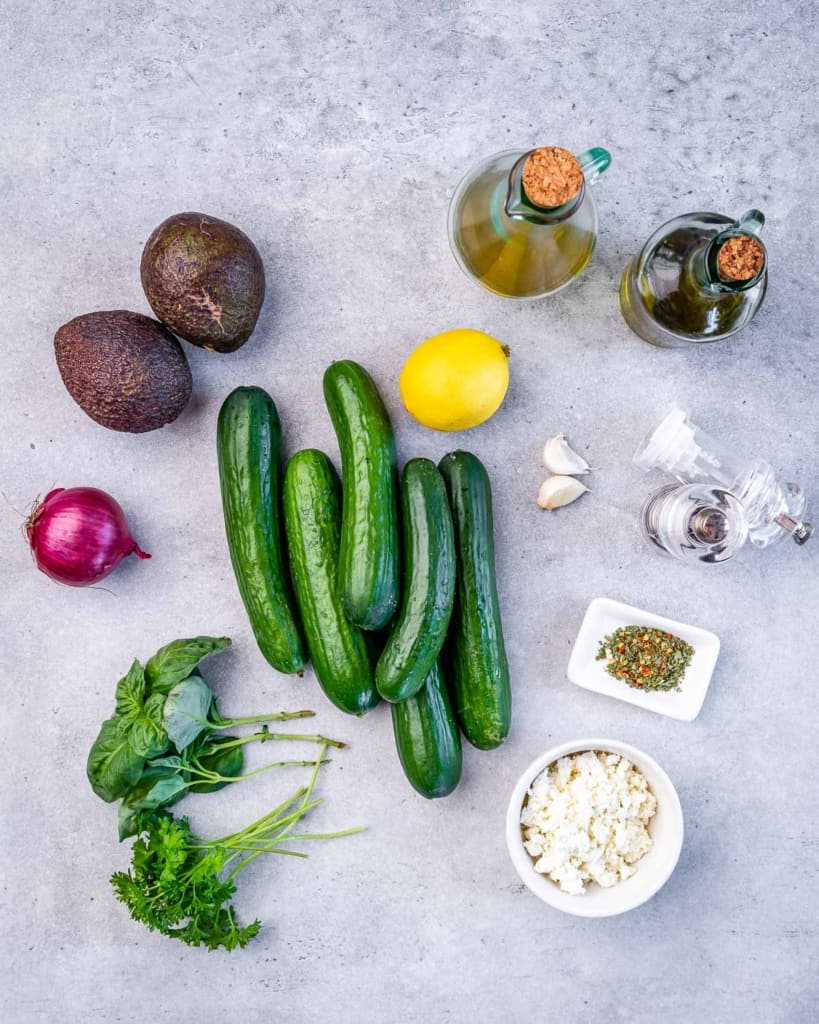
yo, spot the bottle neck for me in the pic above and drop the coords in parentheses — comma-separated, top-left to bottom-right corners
(504, 153, 585, 225)
(692, 228, 766, 295)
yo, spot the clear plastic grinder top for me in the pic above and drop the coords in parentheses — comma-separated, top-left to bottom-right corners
(634, 405, 813, 548)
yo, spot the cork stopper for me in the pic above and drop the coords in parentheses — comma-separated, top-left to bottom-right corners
(717, 235, 765, 281)
(521, 147, 583, 208)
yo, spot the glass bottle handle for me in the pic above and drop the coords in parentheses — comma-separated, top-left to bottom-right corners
(576, 147, 611, 186)
(735, 208, 765, 236)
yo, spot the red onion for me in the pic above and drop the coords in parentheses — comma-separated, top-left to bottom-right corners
(26, 487, 151, 587)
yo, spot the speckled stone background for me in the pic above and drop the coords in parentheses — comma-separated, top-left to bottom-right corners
(2, 2, 818, 1022)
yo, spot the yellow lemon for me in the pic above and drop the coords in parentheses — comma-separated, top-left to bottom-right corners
(399, 329, 510, 431)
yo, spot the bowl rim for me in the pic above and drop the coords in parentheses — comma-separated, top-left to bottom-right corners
(506, 738, 684, 917)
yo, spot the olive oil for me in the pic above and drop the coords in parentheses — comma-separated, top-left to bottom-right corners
(620, 210, 767, 347)
(448, 147, 610, 300)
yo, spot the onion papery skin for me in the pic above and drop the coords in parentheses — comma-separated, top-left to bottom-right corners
(26, 487, 150, 587)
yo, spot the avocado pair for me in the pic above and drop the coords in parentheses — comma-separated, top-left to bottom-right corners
(54, 212, 265, 433)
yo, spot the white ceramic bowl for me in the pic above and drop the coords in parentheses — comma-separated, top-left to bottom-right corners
(506, 738, 684, 917)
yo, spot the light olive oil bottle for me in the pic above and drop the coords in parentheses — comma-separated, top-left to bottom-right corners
(448, 145, 611, 299)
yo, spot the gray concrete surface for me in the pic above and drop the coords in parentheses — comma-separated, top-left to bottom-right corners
(2, 2, 817, 1022)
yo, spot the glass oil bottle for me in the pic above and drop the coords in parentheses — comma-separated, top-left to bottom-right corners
(448, 145, 611, 299)
(619, 209, 767, 346)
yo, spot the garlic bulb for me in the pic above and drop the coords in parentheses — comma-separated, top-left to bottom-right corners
(542, 434, 590, 476)
(537, 475, 589, 510)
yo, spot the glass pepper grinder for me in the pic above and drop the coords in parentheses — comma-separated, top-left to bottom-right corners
(641, 484, 749, 564)
(619, 209, 767, 347)
(448, 145, 611, 299)
(634, 405, 813, 549)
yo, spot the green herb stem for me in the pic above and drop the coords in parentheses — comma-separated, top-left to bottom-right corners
(272, 827, 366, 843)
(254, 732, 346, 748)
(204, 730, 346, 753)
(228, 745, 329, 878)
(223, 827, 365, 853)
(207, 788, 311, 846)
(209, 709, 315, 727)
(187, 757, 330, 784)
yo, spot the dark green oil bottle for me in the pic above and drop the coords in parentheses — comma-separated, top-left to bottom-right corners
(620, 209, 767, 347)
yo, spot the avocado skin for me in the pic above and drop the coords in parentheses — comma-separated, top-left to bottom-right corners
(140, 212, 265, 353)
(54, 310, 192, 433)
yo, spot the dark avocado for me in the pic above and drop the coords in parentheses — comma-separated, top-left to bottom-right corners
(140, 212, 265, 353)
(54, 310, 192, 433)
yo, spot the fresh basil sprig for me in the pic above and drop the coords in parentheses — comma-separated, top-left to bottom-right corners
(87, 638, 231, 803)
(86, 635, 338, 839)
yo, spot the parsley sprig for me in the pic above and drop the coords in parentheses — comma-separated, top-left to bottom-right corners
(111, 744, 363, 951)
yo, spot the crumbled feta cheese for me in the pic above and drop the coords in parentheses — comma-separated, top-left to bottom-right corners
(520, 750, 657, 895)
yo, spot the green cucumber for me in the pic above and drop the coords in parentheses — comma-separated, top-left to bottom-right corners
(323, 360, 400, 630)
(376, 458, 455, 703)
(217, 386, 306, 674)
(391, 660, 462, 799)
(283, 449, 379, 715)
(439, 450, 510, 750)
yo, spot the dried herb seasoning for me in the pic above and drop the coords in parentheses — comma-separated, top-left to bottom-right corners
(596, 625, 695, 693)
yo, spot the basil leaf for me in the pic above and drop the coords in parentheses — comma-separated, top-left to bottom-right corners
(121, 689, 167, 758)
(87, 716, 144, 803)
(162, 676, 214, 750)
(129, 712, 169, 759)
(183, 728, 212, 759)
(117, 767, 188, 840)
(144, 637, 231, 695)
(190, 739, 244, 794)
(110, 662, 169, 758)
(117, 804, 140, 842)
(133, 765, 188, 804)
(144, 691, 166, 727)
(114, 660, 147, 718)
(147, 755, 186, 770)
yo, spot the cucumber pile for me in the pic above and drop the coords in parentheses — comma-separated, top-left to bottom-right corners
(217, 361, 510, 799)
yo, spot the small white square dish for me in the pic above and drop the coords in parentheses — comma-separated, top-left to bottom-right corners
(567, 597, 720, 721)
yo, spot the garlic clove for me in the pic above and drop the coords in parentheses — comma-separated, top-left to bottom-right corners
(537, 475, 589, 510)
(542, 434, 590, 476)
